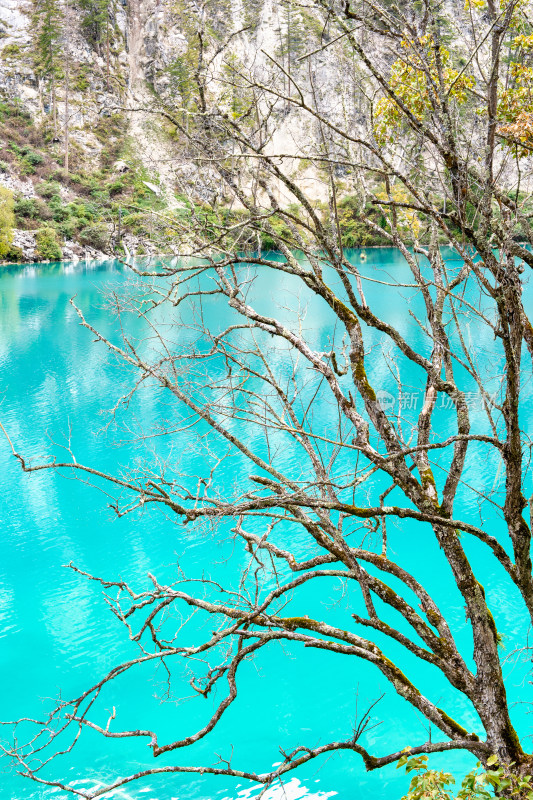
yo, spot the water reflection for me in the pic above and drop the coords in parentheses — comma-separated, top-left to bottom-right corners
(0, 254, 530, 799)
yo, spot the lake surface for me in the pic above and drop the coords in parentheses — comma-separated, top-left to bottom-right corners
(0, 252, 531, 800)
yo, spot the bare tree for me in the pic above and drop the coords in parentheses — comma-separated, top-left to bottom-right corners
(4, 0, 533, 796)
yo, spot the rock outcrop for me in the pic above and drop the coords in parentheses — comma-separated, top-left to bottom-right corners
(0, 0, 358, 261)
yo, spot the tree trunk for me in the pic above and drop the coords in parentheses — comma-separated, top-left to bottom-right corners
(64, 0, 70, 175)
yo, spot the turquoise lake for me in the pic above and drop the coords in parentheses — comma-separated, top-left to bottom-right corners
(0, 251, 531, 800)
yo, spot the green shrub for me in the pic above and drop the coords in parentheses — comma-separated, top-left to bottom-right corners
(19, 159, 35, 176)
(73, 65, 90, 92)
(74, 75, 90, 91)
(47, 167, 68, 182)
(14, 197, 36, 218)
(36, 181, 61, 199)
(78, 222, 109, 252)
(58, 218, 81, 239)
(399, 753, 533, 800)
(15, 197, 37, 217)
(67, 201, 96, 222)
(18, 150, 44, 175)
(10, 144, 43, 162)
(94, 113, 126, 144)
(338, 195, 390, 247)
(24, 150, 44, 166)
(132, 185, 150, 202)
(0, 187, 15, 257)
(4, 243, 23, 262)
(121, 212, 148, 236)
(35, 227, 62, 261)
(51, 202, 71, 223)
(259, 215, 294, 250)
(107, 180, 125, 196)
(14, 197, 52, 222)
(0, 100, 31, 126)
(1, 43, 21, 59)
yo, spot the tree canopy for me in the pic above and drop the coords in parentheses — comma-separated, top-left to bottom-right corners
(5, 0, 533, 797)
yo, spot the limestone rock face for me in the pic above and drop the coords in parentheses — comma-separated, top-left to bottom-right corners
(7, 230, 106, 263)
(0, 0, 358, 259)
(0, 172, 35, 198)
(11, 229, 36, 261)
(0, 0, 346, 179)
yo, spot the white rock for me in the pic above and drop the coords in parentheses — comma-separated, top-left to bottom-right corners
(142, 180, 162, 195)
(11, 228, 36, 260)
(19, 84, 38, 101)
(0, 173, 35, 198)
(113, 159, 130, 173)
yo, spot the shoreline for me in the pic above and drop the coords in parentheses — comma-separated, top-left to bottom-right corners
(1, 242, 484, 269)
(0, 244, 405, 268)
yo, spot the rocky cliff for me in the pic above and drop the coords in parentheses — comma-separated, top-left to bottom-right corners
(0, 0, 188, 260)
(0, 0, 384, 261)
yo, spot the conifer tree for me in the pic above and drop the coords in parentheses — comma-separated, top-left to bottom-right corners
(31, 0, 63, 135)
(64, 0, 70, 174)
